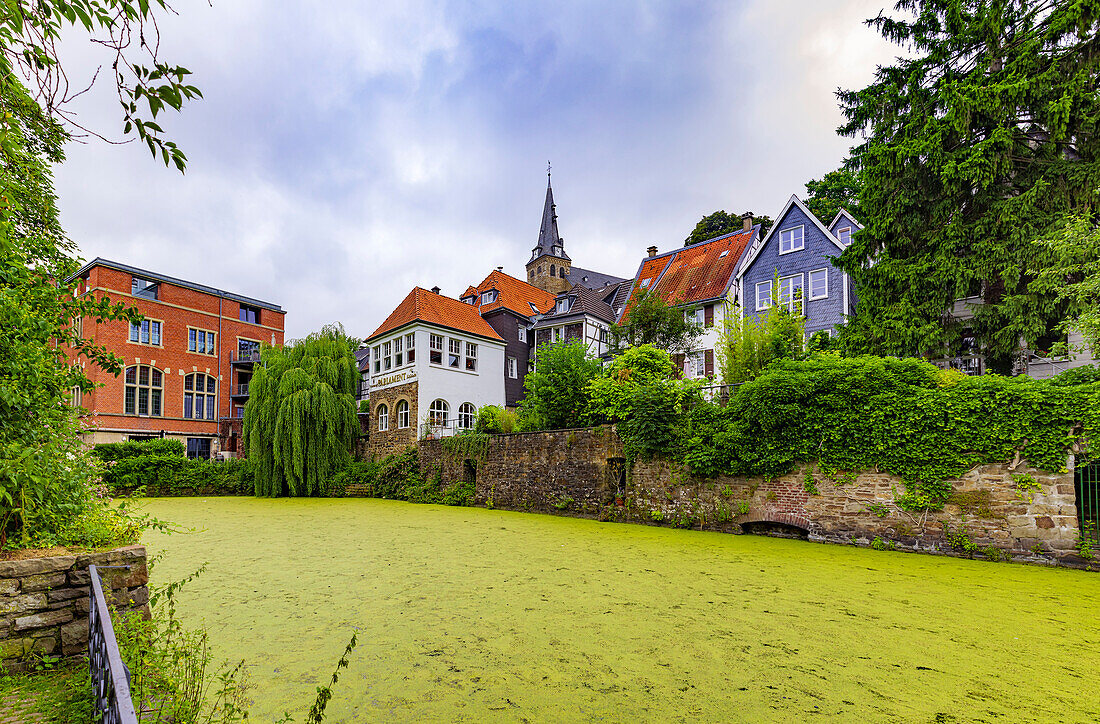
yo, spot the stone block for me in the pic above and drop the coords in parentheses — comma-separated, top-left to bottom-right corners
(67, 568, 90, 586)
(14, 608, 73, 632)
(29, 636, 56, 655)
(0, 637, 31, 660)
(100, 562, 148, 589)
(0, 555, 75, 579)
(47, 586, 88, 603)
(127, 586, 150, 607)
(0, 593, 46, 615)
(60, 620, 87, 649)
(74, 597, 90, 615)
(20, 572, 67, 592)
(0, 578, 18, 596)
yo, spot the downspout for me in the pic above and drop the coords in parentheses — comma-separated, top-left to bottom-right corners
(218, 295, 223, 454)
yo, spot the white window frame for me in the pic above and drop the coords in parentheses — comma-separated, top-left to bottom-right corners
(406, 333, 416, 363)
(396, 400, 410, 429)
(836, 226, 852, 245)
(428, 399, 449, 426)
(448, 338, 462, 368)
(507, 357, 518, 378)
(373, 345, 381, 373)
(779, 273, 804, 312)
(518, 326, 526, 342)
(377, 403, 388, 431)
(808, 268, 829, 300)
(188, 327, 217, 355)
(687, 351, 705, 378)
(755, 280, 773, 311)
(457, 403, 476, 430)
(480, 291, 497, 305)
(430, 333, 444, 365)
(394, 335, 403, 366)
(465, 342, 478, 372)
(779, 225, 805, 255)
(382, 341, 392, 371)
(129, 318, 163, 346)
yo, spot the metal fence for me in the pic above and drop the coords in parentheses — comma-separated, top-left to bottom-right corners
(88, 565, 138, 724)
(1076, 459, 1100, 545)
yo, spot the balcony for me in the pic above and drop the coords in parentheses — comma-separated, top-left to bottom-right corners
(232, 350, 261, 365)
(230, 383, 250, 397)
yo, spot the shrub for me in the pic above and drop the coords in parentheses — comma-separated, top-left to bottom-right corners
(518, 340, 602, 431)
(475, 405, 517, 434)
(328, 460, 382, 497)
(91, 438, 186, 462)
(105, 457, 252, 496)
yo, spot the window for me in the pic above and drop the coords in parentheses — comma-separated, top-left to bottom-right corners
(687, 351, 705, 378)
(809, 268, 829, 300)
(428, 399, 449, 425)
(559, 267, 566, 278)
(188, 328, 216, 355)
(383, 341, 392, 370)
(377, 403, 388, 431)
(430, 334, 443, 364)
(448, 338, 461, 368)
(235, 406, 245, 418)
(556, 298, 571, 314)
(465, 342, 477, 371)
(186, 438, 211, 460)
(131, 276, 159, 299)
(396, 400, 410, 429)
(458, 403, 476, 430)
(836, 226, 852, 245)
(550, 264, 556, 277)
(519, 326, 526, 342)
(755, 280, 773, 311)
(239, 304, 260, 324)
(779, 274, 803, 312)
(394, 336, 403, 366)
(124, 364, 163, 416)
(238, 339, 260, 361)
(129, 319, 162, 346)
(184, 373, 217, 420)
(599, 328, 608, 343)
(406, 333, 415, 363)
(480, 290, 497, 305)
(507, 357, 518, 379)
(779, 226, 805, 254)
(554, 327, 563, 342)
(373, 345, 381, 373)
(686, 308, 704, 326)
(641, 278, 651, 288)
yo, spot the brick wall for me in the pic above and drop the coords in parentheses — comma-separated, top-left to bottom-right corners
(429, 426, 1089, 567)
(367, 380, 418, 458)
(0, 545, 149, 672)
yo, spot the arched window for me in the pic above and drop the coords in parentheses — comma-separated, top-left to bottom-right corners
(458, 403, 476, 430)
(550, 263, 556, 277)
(184, 373, 217, 420)
(396, 400, 410, 429)
(559, 266, 566, 278)
(377, 403, 389, 431)
(428, 399, 449, 425)
(124, 365, 163, 416)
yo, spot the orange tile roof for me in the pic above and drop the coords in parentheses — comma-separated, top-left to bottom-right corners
(367, 287, 504, 342)
(463, 269, 556, 317)
(620, 227, 756, 322)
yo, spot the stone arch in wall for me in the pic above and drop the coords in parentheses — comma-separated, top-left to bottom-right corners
(738, 512, 814, 540)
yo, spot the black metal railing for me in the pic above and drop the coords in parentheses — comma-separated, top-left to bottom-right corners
(233, 383, 250, 396)
(232, 350, 261, 363)
(89, 565, 138, 724)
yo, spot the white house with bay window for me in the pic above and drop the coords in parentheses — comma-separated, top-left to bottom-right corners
(365, 287, 505, 452)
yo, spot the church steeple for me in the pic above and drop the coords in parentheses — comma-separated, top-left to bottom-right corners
(525, 165, 572, 294)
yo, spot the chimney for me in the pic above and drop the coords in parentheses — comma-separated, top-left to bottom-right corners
(430, 286, 441, 295)
(741, 212, 754, 232)
(496, 266, 503, 272)
(647, 245, 658, 258)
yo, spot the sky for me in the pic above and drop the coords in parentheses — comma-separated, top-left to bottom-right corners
(52, 0, 902, 340)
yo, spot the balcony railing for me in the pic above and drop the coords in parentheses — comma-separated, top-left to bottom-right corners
(89, 565, 139, 724)
(232, 383, 250, 396)
(232, 350, 261, 363)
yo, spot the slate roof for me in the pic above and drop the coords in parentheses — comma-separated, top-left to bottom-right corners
(530, 179, 570, 261)
(532, 285, 618, 328)
(566, 265, 627, 290)
(460, 269, 556, 317)
(355, 346, 371, 373)
(618, 225, 759, 323)
(367, 287, 504, 343)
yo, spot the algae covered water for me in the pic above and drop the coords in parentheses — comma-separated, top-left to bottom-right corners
(140, 497, 1100, 722)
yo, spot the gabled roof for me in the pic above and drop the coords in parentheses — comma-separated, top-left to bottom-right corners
(618, 225, 758, 322)
(355, 346, 371, 373)
(736, 195, 845, 280)
(367, 287, 504, 343)
(566, 265, 626, 290)
(532, 285, 618, 328)
(828, 208, 863, 232)
(462, 269, 556, 318)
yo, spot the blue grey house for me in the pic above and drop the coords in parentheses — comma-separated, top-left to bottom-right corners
(734, 195, 861, 339)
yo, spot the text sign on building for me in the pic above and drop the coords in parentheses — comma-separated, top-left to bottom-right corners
(372, 370, 417, 390)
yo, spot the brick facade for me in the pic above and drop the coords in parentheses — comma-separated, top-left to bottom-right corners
(367, 380, 419, 458)
(66, 260, 285, 456)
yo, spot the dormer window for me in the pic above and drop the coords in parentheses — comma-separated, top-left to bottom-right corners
(556, 297, 572, 314)
(836, 226, 852, 245)
(641, 279, 651, 288)
(719, 250, 730, 258)
(480, 290, 497, 305)
(463, 296, 476, 305)
(131, 276, 159, 300)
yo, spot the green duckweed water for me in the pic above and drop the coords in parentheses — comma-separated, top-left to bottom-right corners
(140, 497, 1100, 723)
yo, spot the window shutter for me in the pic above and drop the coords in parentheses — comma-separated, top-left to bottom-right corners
(704, 305, 714, 327)
(705, 349, 714, 377)
(672, 353, 686, 378)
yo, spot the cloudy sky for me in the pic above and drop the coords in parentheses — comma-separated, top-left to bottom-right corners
(53, 1, 900, 339)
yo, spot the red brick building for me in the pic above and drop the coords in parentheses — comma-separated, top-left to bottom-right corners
(66, 259, 285, 458)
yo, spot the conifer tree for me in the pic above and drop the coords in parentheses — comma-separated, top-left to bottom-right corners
(834, 0, 1100, 372)
(244, 324, 360, 497)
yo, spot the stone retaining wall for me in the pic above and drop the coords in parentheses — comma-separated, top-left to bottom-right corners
(421, 426, 1089, 568)
(0, 545, 149, 673)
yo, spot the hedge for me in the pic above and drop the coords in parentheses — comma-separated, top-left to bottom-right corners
(104, 456, 253, 496)
(92, 438, 186, 462)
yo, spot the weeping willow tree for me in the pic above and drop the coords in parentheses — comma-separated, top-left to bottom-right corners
(244, 324, 360, 496)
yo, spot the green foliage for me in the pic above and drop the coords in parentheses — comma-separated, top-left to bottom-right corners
(1050, 365, 1100, 387)
(835, 0, 1100, 372)
(518, 340, 602, 431)
(0, 659, 94, 721)
(684, 210, 771, 245)
(681, 354, 1100, 511)
(716, 294, 806, 384)
(1032, 204, 1100, 354)
(586, 345, 681, 423)
(441, 431, 489, 464)
(609, 288, 702, 355)
(1013, 473, 1042, 504)
(943, 523, 978, 557)
(804, 168, 861, 227)
(92, 438, 186, 462)
(870, 536, 896, 551)
(475, 405, 518, 434)
(802, 472, 819, 495)
(245, 324, 360, 497)
(327, 460, 382, 497)
(104, 457, 253, 497)
(358, 399, 370, 414)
